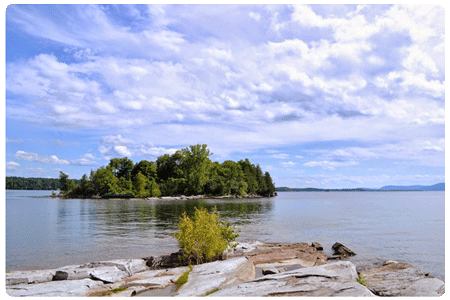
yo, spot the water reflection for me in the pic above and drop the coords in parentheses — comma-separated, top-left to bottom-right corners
(53, 198, 274, 238)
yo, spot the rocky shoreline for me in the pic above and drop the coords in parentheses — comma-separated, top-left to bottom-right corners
(49, 193, 277, 200)
(5, 241, 444, 297)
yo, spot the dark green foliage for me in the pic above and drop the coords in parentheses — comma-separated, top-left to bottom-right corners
(108, 157, 134, 180)
(5, 176, 67, 190)
(11, 144, 275, 198)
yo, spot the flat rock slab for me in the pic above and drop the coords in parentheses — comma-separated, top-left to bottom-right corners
(6, 259, 149, 286)
(175, 257, 255, 297)
(6, 278, 107, 297)
(121, 266, 190, 289)
(360, 261, 445, 296)
(6, 269, 56, 285)
(210, 261, 374, 297)
(242, 242, 328, 268)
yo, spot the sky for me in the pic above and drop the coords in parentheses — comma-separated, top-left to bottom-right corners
(3, 4, 445, 189)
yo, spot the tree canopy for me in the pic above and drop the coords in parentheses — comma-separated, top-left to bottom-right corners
(56, 144, 275, 198)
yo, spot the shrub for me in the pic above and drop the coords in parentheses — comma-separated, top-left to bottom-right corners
(357, 274, 367, 286)
(172, 207, 240, 264)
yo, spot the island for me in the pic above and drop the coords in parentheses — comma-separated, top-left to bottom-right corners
(55, 144, 276, 199)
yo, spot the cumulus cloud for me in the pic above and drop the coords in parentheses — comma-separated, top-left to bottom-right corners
(5, 5, 444, 185)
(15, 150, 70, 165)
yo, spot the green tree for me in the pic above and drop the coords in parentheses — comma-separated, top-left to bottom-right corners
(255, 164, 267, 196)
(238, 159, 258, 194)
(156, 152, 184, 183)
(132, 172, 149, 197)
(59, 171, 75, 194)
(147, 178, 162, 197)
(180, 144, 212, 195)
(117, 177, 133, 194)
(218, 160, 247, 195)
(91, 166, 119, 195)
(108, 157, 134, 180)
(132, 160, 157, 180)
(264, 171, 276, 195)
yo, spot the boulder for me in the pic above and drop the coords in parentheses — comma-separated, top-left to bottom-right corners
(6, 278, 107, 297)
(175, 257, 255, 297)
(332, 242, 356, 257)
(360, 261, 445, 296)
(210, 261, 375, 297)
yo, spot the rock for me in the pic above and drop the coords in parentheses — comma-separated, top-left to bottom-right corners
(261, 264, 279, 275)
(120, 266, 190, 289)
(332, 242, 356, 256)
(311, 242, 323, 251)
(175, 257, 255, 297)
(210, 261, 375, 297)
(107, 258, 148, 275)
(244, 242, 327, 268)
(6, 269, 56, 285)
(383, 260, 398, 266)
(145, 251, 191, 269)
(402, 278, 445, 296)
(360, 261, 444, 296)
(6, 278, 107, 297)
(89, 266, 130, 284)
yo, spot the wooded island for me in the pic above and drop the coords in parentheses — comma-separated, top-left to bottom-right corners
(58, 144, 276, 198)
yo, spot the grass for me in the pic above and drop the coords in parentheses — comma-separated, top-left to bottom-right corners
(356, 274, 367, 286)
(175, 265, 193, 289)
(205, 288, 220, 296)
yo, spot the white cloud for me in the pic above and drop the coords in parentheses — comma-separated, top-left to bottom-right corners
(303, 160, 358, 170)
(6, 161, 20, 170)
(113, 145, 132, 157)
(280, 161, 296, 167)
(248, 11, 261, 21)
(15, 150, 70, 165)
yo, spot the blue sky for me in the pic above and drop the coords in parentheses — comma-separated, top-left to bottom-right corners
(4, 4, 445, 189)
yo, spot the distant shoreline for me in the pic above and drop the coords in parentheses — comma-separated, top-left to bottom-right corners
(276, 182, 444, 192)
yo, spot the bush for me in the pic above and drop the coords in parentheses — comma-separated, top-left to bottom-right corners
(172, 207, 240, 264)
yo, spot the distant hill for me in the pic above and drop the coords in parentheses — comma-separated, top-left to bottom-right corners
(379, 183, 444, 191)
(276, 183, 444, 192)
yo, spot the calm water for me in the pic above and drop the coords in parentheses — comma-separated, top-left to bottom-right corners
(5, 190, 444, 280)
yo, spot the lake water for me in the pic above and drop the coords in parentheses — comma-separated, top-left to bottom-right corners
(5, 190, 445, 281)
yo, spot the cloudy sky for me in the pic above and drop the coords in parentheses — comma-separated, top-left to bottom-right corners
(4, 4, 445, 189)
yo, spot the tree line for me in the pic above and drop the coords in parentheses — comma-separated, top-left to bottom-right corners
(6, 176, 71, 190)
(59, 144, 276, 198)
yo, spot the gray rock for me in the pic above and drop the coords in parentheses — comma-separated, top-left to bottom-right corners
(107, 258, 148, 275)
(89, 266, 130, 284)
(261, 264, 279, 275)
(175, 257, 255, 297)
(121, 266, 190, 289)
(210, 261, 374, 297)
(6, 269, 56, 285)
(360, 261, 444, 296)
(402, 278, 445, 296)
(6, 278, 107, 297)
